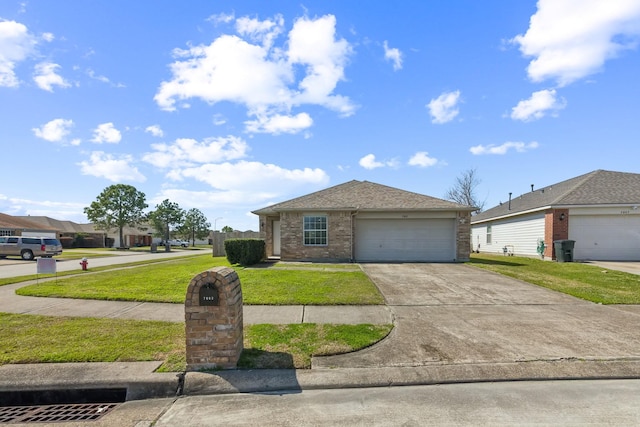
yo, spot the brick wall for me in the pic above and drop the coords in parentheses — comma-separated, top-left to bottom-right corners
(457, 212, 471, 261)
(185, 267, 243, 371)
(280, 211, 353, 261)
(544, 209, 569, 259)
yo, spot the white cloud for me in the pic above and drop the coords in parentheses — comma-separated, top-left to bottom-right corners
(155, 14, 355, 134)
(150, 188, 278, 211)
(383, 40, 403, 70)
(0, 20, 36, 87)
(32, 118, 73, 142)
(213, 114, 226, 125)
(358, 154, 398, 170)
(86, 69, 125, 87)
(207, 12, 235, 25)
(359, 154, 383, 169)
(42, 32, 54, 42)
(236, 14, 284, 48)
(408, 151, 438, 167)
(245, 112, 313, 134)
(145, 125, 164, 137)
(33, 62, 70, 92)
(0, 195, 88, 222)
(78, 151, 146, 182)
(171, 160, 329, 194)
(427, 90, 461, 124)
(470, 141, 539, 155)
(511, 0, 640, 86)
(287, 15, 354, 115)
(91, 122, 122, 144)
(142, 135, 249, 168)
(510, 89, 566, 121)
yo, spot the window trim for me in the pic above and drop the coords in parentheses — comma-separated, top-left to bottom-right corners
(486, 224, 492, 244)
(303, 215, 328, 246)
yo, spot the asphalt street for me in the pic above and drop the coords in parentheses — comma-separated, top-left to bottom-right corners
(0, 248, 207, 279)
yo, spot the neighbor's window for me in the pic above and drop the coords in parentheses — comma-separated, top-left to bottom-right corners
(486, 224, 492, 244)
(303, 216, 327, 246)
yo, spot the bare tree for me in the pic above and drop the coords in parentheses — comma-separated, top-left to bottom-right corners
(445, 168, 484, 213)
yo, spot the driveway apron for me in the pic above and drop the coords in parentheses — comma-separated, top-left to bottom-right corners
(313, 263, 640, 368)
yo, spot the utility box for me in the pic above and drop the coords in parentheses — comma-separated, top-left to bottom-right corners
(554, 240, 575, 263)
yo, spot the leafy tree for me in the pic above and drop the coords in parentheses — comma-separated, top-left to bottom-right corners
(84, 184, 148, 248)
(221, 225, 234, 233)
(148, 199, 185, 246)
(445, 168, 485, 213)
(178, 208, 211, 246)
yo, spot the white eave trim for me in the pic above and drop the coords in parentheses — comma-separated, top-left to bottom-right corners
(471, 206, 551, 225)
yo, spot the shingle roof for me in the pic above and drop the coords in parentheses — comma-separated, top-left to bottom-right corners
(0, 213, 57, 231)
(253, 180, 474, 214)
(472, 170, 640, 223)
(15, 216, 99, 234)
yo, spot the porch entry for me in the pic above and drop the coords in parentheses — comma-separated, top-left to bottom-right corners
(272, 220, 281, 256)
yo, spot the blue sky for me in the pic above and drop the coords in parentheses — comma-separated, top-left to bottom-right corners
(1, 1, 639, 231)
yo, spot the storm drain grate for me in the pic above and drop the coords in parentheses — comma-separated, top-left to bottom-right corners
(0, 403, 118, 423)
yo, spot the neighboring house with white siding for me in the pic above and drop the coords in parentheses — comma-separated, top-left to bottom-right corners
(471, 170, 640, 261)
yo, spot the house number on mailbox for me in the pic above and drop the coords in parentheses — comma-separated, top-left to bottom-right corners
(199, 283, 219, 306)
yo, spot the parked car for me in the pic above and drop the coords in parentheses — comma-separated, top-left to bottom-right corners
(0, 236, 63, 260)
(162, 239, 189, 247)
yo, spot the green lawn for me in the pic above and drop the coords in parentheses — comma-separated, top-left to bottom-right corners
(16, 255, 383, 305)
(468, 253, 640, 304)
(0, 313, 392, 370)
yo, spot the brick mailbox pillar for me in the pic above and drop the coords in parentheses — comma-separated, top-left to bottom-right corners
(185, 266, 243, 371)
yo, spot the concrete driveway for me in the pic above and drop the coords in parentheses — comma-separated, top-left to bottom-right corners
(313, 263, 640, 369)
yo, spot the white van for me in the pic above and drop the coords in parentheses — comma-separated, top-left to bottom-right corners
(0, 236, 63, 260)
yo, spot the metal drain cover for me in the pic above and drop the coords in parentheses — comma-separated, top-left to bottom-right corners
(0, 402, 118, 424)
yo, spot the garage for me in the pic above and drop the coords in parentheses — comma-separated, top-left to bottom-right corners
(570, 214, 640, 261)
(355, 218, 456, 262)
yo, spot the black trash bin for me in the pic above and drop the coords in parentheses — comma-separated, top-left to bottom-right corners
(150, 243, 158, 253)
(554, 240, 575, 262)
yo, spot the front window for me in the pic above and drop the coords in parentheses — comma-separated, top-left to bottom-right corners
(303, 216, 327, 246)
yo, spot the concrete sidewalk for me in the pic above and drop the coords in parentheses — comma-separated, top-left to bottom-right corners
(0, 280, 392, 325)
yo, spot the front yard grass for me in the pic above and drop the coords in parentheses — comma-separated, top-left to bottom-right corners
(468, 253, 640, 304)
(15, 255, 384, 305)
(0, 313, 392, 370)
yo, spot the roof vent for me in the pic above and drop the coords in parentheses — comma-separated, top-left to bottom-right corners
(508, 193, 512, 210)
(531, 184, 534, 192)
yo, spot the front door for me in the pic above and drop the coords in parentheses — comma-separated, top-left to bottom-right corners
(273, 220, 281, 256)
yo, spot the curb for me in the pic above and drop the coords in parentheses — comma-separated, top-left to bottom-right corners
(2, 359, 640, 402)
(183, 358, 640, 395)
(0, 362, 179, 401)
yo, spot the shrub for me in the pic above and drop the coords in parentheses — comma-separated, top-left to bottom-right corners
(224, 239, 265, 266)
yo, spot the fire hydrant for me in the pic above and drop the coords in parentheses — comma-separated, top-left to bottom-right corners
(80, 257, 88, 271)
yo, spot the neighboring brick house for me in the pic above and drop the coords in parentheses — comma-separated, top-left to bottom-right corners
(0, 213, 57, 237)
(252, 180, 475, 262)
(15, 216, 107, 248)
(471, 170, 640, 261)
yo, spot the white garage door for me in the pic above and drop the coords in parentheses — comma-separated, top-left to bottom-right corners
(570, 215, 640, 261)
(355, 218, 456, 262)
